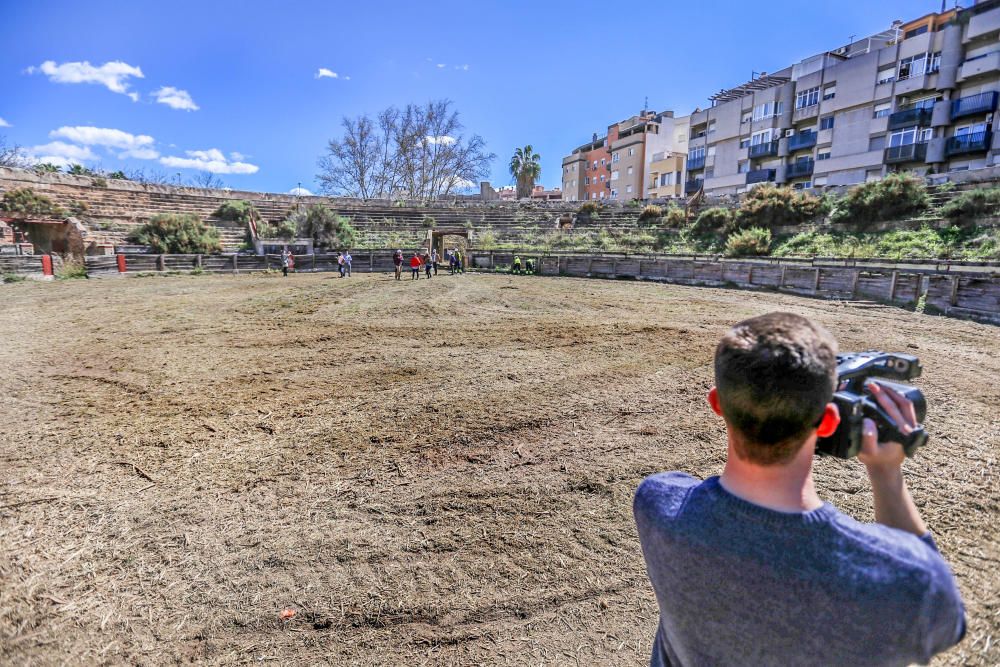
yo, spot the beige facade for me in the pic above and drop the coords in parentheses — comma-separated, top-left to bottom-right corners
(560, 153, 586, 202)
(643, 113, 690, 199)
(609, 113, 657, 201)
(685, 0, 1000, 197)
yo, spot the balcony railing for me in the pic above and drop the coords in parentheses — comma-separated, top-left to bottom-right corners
(684, 179, 703, 194)
(748, 140, 780, 159)
(884, 142, 928, 164)
(946, 131, 993, 156)
(786, 159, 815, 179)
(746, 168, 776, 185)
(951, 92, 999, 120)
(787, 132, 817, 152)
(687, 155, 706, 170)
(887, 107, 933, 130)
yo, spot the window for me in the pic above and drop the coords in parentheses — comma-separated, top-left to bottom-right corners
(909, 96, 939, 110)
(741, 111, 752, 124)
(888, 127, 932, 148)
(796, 86, 820, 109)
(823, 85, 836, 101)
(600, 158, 606, 166)
(751, 129, 774, 145)
(752, 101, 783, 121)
(707, 146, 716, 157)
(820, 115, 835, 130)
(955, 122, 988, 136)
(600, 174, 606, 182)
(817, 151, 831, 161)
(627, 166, 633, 175)
(610, 189, 618, 198)
(869, 136, 886, 151)
(689, 146, 705, 161)
(592, 160, 598, 169)
(928, 51, 941, 73)
(873, 102, 891, 118)
(612, 152, 620, 163)
(814, 176, 828, 187)
(704, 167, 715, 179)
(676, 133, 685, 142)
(584, 176, 590, 185)
(898, 52, 940, 80)
(627, 147, 635, 157)
(739, 138, 750, 148)
(611, 170, 619, 181)
(904, 25, 928, 39)
(708, 120, 717, 134)
(738, 160, 750, 174)
(626, 184, 633, 193)
(877, 67, 896, 85)
(793, 181, 813, 190)
(659, 173, 676, 186)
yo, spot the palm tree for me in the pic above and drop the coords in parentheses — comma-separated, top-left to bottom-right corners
(509, 145, 541, 199)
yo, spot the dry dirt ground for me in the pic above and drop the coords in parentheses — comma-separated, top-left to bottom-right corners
(1, 271, 997, 666)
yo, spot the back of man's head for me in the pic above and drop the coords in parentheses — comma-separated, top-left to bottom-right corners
(714, 312, 837, 465)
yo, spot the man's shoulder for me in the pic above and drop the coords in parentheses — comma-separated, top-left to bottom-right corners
(828, 510, 947, 575)
(633, 472, 702, 522)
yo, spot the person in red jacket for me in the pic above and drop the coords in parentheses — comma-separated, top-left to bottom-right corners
(410, 252, 422, 280)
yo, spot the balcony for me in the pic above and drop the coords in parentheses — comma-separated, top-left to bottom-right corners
(687, 155, 706, 170)
(787, 131, 817, 152)
(887, 107, 932, 130)
(958, 51, 1000, 82)
(685, 179, 703, 195)
(746, 168, 776, 185)
(951, 91, 999, 120)
(748, 140, 780, 159)
(786, 159, 815, 179)
(884, 142, 928, 164)
(946, 131, 993, 156)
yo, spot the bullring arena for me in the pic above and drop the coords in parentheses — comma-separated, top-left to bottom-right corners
(2, 268, 998, 665)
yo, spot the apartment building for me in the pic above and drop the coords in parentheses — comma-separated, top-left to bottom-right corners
(686, 0, 1000, 196)
(608, 112, 657, 201)
(561, 133, 610, 202)
(644, 113, 690, 199)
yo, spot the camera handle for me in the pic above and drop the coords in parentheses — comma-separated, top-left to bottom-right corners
(859, 396, 928, 457)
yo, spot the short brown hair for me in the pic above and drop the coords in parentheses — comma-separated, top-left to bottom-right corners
(714, 312, 837, 464)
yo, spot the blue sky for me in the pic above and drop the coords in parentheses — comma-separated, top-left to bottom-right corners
(2, 0, 941, 193)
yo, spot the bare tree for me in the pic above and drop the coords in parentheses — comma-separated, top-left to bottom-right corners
(189, 172, 226, 189)
(0, 135, 31, 169)
(124, 167, 171, 184)
(317, 99, 494, 200)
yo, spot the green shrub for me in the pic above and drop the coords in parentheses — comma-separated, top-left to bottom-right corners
(257, 218, 297, 239)
(422, 215, 436, 227)
(662, 207, 687, 228)
(2, 272, 26, 283)
(127, 213, 223, 253)
(772, 230, 841, 257)
(872, 226, 952, 259)
(68, 200, 89, 216)
(1, 188, 66, 217)
(689, 207, 732, 237)
(57, 260, 88, 279)
(736, 184, 822, 229)
(725, 227, 772, 257)
(578, 201, 603, 216)
(288, 204, 356, 249)
(939, 188, 1000, 223)
(214, 200, 258, 224)
(477, 229, 497, 250)
(638, 204, 663, 224)
(829, 173, 929, 228)
(92, 176, 108, 188)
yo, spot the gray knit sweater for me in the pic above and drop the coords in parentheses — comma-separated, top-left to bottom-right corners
(633, 473, 965, 666)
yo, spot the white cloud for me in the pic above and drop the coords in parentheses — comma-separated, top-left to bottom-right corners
(289, 187, 312, 196)
(0, 117, 10, 127)
(315, 68, 338, 79)
(229, 151, 245, 161)
(27, 141, 98, 167)
(50, 125, 153, 150)
(425, 135, 456, 145)
(436, 63, 446, 69)
(159, 148, 259, 174)
(28, 60, 144, 99)
(449, 176, 476, 191)
(152, 86, 199, 111)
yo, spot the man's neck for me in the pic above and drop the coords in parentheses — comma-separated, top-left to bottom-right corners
(719, 435, 823, 513)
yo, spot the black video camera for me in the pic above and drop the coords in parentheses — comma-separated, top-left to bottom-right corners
(816, 352, 928, 459)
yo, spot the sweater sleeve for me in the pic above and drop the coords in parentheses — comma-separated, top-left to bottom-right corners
(912, 538, 966, 664)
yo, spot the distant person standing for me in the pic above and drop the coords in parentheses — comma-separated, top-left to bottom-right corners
(424, 252, 433, 279)
(344, 250, 353, 277)
(337, 252, 346, 278)
(410, 252, 422, 280)
(447, 250, 456, 275)
(431, 248, 439, 276)
(281, 248, 293, 277)
(393, 249, 403, 281)
(456, 248, 464, 274)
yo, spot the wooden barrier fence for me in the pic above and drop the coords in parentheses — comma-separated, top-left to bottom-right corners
(2, 250, 997, 325)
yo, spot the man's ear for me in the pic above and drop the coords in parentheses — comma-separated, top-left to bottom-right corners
(816, 402, 841, 437)
(707, 387, 724, 417)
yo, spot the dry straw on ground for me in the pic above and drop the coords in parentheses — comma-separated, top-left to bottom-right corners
(1, 272, 997, 665)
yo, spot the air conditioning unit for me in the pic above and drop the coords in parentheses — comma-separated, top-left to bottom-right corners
(786, 129, 796, 137)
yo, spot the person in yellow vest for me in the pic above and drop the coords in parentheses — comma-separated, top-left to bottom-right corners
(512, 256, 522, 274)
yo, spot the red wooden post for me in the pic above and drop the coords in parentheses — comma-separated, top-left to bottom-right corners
(116, 254, 127, 273)
(41, 254, 53, 276)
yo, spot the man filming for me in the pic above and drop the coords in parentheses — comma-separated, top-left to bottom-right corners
(634, 312, 965, 667)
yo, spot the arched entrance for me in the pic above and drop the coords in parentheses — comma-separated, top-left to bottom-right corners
(429, 228, 470, 259)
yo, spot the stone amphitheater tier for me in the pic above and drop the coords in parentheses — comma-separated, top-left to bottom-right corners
(0, 169, 645, 251)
